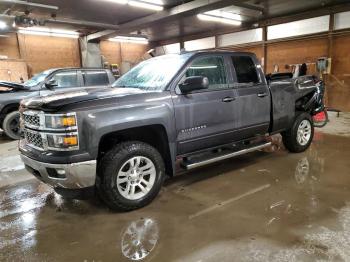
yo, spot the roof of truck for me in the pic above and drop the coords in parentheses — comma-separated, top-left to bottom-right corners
(182, 50, 255, 56)
(48, 67, 111, 71)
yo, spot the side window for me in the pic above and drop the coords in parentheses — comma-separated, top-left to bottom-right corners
(231, 56, 260, 84)
(50, 71, 78, 88)
(184, 56, 227, 90)
(83, 71, 109, 86)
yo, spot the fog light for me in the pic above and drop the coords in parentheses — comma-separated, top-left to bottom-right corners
(47, 168, 66, 179)
(56, 169, 66, 176)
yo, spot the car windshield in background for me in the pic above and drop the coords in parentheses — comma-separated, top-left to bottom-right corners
(112, 54, 190, 91)
(24, 69, 55, 88)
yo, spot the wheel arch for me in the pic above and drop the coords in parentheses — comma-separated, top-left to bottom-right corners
(97, 124, 174, 177)
(0, 103, 20, 127)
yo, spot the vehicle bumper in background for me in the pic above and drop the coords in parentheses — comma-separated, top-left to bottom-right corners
(20, 154, 97, 189)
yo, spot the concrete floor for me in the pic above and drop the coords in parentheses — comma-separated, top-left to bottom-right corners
(1, 113, 350, 261)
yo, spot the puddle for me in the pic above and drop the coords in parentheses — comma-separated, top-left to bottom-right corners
(0, 155, 25, 173)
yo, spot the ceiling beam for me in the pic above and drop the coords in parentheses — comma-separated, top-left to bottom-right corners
(87, 30, 116, 41)
(232, 3, 265, 13)
(87, 0, 249, 41)
(45, 19, 120, 30)
(0, 0, 59, 10)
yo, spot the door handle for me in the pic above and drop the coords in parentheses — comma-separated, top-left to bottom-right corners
(257, 92, 268, 98)
(222, 97, 235, 102)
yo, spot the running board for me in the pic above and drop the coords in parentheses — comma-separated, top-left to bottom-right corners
(182, 142, 271, 170)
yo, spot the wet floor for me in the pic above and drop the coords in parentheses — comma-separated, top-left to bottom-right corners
(1, 131, 350, 261)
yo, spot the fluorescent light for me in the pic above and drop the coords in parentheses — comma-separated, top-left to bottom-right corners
(105, 0, 128, 3)
(18, 27, 80, 38)
(0, 21, 7, 30)
(205, 10, 242, 21)
(128, 0, 163, 11)
(197, 14, 242, 26)
(141, 0, 163, 4)
(109, 35, 149, 44)
(104, 0, 164, 11)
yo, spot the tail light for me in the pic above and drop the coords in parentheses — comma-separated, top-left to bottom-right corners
(313, 111, 326, 122)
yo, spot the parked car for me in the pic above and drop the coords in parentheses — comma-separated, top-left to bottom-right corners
(19, 51, 324, 211)
(0, 68, 115, 139)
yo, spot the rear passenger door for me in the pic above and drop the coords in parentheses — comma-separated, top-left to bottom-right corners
(82, 70, 110, 88)
(173, 55, 237, 155)
(230, 55, 270, 140)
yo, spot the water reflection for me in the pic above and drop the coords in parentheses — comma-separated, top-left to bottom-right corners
(121, 218, 159, 261)
(266, 155, 322, 229)
(294, 157, 310, 184)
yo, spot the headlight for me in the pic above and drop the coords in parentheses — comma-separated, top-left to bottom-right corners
(45, 113, 77, 129)
(47, 133, 79, 150)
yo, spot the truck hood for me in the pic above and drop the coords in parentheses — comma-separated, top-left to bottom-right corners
(21, 87, 147, 111)
(0, 81, 29, 93)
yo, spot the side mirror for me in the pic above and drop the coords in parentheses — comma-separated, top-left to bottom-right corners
(179, 76, 209, 94)
(45, 79, 58, 90)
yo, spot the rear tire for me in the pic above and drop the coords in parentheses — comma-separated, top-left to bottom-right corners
(97, 141, 165, 211)
(282, 112, 314, 153)
(2, 111, 21, 140)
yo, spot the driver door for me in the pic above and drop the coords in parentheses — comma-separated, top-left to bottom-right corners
(39, 70, 83, 96)
(172, 55, 236, 155)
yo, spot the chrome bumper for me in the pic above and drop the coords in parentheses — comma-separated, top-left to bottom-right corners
(20, 154, 96, 189)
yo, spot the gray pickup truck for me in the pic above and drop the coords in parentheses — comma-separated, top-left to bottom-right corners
(19, 51, 324, 211)
(0, 68, 115, 139)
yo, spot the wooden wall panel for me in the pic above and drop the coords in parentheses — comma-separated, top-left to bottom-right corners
(100, 41, 121, 65)
(18, 34, 81, 75)
(327, 35, 350, 111)
(266, 38, 328, 74)
(120, 43, 148, 64)
(100, 40, 148, 66)
(0, 34, 21, 59)
(0, 61, 28, 82)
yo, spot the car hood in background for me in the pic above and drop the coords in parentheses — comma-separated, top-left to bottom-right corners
(21, 87, 148, 111)
(0, 81, 29, 93)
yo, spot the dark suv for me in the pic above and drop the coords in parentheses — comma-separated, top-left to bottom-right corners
(0, 68, 115, 139)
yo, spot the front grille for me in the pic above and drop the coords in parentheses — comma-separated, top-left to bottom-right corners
(23, 111, 40, 128)
(24, 129, 44, 150)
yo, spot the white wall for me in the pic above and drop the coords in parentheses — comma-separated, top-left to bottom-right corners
(184, 36, 215, 51)
(217, 28, 263, 47)
(267, 15, 330, 40)
(334, 11, 350, 30)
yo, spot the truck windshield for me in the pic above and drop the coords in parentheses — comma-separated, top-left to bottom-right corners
(112, 54, 189, 91)
(24, 69, 55, 88)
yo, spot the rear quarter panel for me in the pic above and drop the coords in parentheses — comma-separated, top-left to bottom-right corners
(269, 80, 296, 132)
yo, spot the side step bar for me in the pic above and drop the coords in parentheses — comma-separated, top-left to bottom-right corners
(182, 142, 271, 170)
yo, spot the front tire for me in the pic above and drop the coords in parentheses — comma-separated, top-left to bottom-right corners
(282, 112, 314, 153)
(2, 111, 21, 140)
(97, 141, 165, 211)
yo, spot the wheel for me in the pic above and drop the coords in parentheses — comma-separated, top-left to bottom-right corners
(313, 109, 328, 128)
(2, 111, 21, 140)
(97, 141, 165, 211)
(282, 112, 314, 153)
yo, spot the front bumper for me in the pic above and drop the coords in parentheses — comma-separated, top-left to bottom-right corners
(20, 154, 97, 189)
